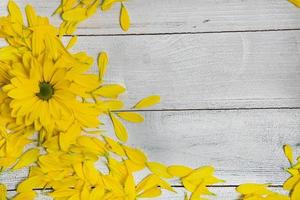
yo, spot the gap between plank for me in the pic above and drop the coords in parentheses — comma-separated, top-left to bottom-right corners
(67, 28, 300, 37)
(112, 106, 300, 113)
(7, 185, 283, 192)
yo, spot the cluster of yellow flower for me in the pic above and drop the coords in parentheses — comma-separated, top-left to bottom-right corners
(54, 0, 131, 35)
(0, 1, 222, 199)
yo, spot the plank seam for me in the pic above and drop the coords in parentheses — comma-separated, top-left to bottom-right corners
(112, 106, 300, 112)
(6, 185, 283, 192)
(67, 28, 300, 37)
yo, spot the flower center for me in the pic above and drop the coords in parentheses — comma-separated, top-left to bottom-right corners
(37, 82, 54, 101)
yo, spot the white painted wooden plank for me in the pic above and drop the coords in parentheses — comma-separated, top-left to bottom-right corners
(1, 26, 299, 110)
(6, 187, 288, 200)
(69, 31, 300, 109)
(110, 109, 300, 185)
(1, 109, 299, 189)
(0, 0, 300, 35)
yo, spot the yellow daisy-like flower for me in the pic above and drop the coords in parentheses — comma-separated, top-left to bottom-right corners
(3, 52, 100, 134)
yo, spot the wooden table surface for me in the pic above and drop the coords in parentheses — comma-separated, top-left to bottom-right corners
(1, 0, 300, 199)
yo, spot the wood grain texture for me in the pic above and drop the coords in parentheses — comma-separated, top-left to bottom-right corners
(2, 31, 300, 110)
(6, 187, 288, 200)
(67, 31, 300, 110)
(0, 0, 300, 35)
(1, 109, 299, 190)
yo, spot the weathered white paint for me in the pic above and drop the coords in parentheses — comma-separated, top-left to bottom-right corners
(2, 31, 299, 109)
(1, 109, 299, 190)
(0, 0, 299, 35)
(70, 31, 300, 109)
(0, 0, 298, 199)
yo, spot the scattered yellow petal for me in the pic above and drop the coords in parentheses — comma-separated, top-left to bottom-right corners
(236, 183, 271, 195)
(147, 162, 173, 178)
(13, 191, 36, 200)
(62, 7, 87, 22)
(138, 187, 161, 198)
(66, 36, 78, 49)
(289, 0, 300, 7)
(284, 144, 294, 166)
(134, 95, 160, 109)
(94, 84, 125, 98)
(12, 148, 40, 170)
(117, 112, 144, 123)
(167, 165, 193, 178)
(0, 183, 7, 200)
(124, 146, 147, 164)
(97, 52, 108, 81)
(291, 182, 300, 200)
(120, 3, 130, 31)
(110, 112, 128, 142)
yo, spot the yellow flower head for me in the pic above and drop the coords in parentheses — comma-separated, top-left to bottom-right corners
(2, 51, 100, 134)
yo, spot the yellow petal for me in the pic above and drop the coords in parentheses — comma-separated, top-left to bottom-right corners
(117, 112, 144, 123)
(184, 166, 215, 182)
(291, 182, 300, 200)
(94, 84, 125, 98)
(101, 0, 122, 11)
(103, 136, 126, 156)
(13, 191, 36, 200)
(125, 174, 136, 199)
(25, 5, 37, 27)
(134, 95, 160, 109)
(0, 183, 7, 200)
(110, 112, 128, 142)
(62, 7, 87, 22)
(236, 183, 271, 195)
(90, 186, 105, 200)
(147, 162, 173, 178)
(289, 0, 300, 7)
(190, 183, 214, 200)
(167, 165, 193, 178)
(136, 175, 159, 193)
(12, 148, 40, 170)
(8, 0, 23, 25)
(120, 3, 130, 31)
(83, 160, 101, 185)
(66, 36, 78, 49)
(138, 187, 161, 198)
(97, 52, 108, 81)
(124, 146, 147, 164)
(50, 189, 78, 198)
(17, 176, 46, 192)
(283, 144, 294, 165)
(283, 174, 300, 191)
(124, 159, 146, 172)
(87, 0, 101, 17)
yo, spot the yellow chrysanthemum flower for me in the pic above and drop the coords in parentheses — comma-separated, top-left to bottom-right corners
(2, 51, 100, 134)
